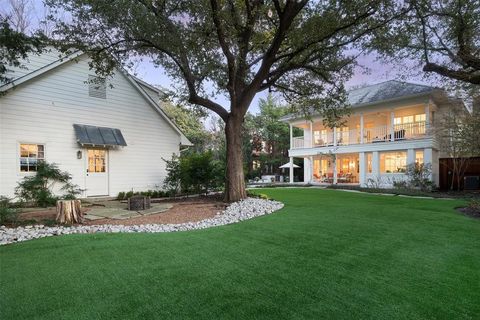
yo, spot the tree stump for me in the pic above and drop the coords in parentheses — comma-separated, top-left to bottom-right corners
(56, 200, 83, 224)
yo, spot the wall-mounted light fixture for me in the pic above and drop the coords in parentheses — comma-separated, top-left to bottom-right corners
(77, 150, 82, 159)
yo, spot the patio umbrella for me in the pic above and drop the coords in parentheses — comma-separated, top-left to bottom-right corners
(279, 162, 300, 169)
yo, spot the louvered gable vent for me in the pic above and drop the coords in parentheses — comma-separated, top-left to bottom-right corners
(88, 75, 106, 99)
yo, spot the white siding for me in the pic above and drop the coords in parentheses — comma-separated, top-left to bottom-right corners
(0, 55, 181, 198)
(3, 48, 65, 83)
(138, 83, 161, 103)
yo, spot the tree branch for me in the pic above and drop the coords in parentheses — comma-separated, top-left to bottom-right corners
(423, 62, 480, 84)
(210, 0, 236, 95)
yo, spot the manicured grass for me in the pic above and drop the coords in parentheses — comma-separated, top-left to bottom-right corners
(1, 189, 479, 319)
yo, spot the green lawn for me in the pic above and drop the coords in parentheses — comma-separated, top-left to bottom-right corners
(1, 189, 479, 319)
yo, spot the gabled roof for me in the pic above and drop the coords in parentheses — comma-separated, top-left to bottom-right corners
(130, 74, 167, 97)
(347, 80, 437, 107)
(0, 49, 192, 146)
(280, 80, 440, 122)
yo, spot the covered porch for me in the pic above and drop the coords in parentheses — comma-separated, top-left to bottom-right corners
(288, 153, 360, 185)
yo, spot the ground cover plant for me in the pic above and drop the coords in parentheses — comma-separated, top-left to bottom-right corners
(1, 188, 479, 319)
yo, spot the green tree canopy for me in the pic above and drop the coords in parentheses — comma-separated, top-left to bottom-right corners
(162, 100, 211, 152)
(371, 0, 480, 90)
(0, 16, 44, 84)
(45, 0, 404, 201)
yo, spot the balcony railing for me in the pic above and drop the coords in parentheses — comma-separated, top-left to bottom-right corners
(292, 136, 305, 148)
(291, 121, 428, 149)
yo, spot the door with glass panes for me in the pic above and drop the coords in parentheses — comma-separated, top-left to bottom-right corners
(85, 149, 108, 196)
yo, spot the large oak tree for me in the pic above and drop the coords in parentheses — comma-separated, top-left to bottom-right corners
(372, 0, 480, 89)
(46, 0, 403, 201)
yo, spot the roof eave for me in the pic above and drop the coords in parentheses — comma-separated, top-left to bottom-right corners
(0, 50, 84, 93)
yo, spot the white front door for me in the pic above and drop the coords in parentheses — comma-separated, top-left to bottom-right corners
(85, 149, 109, 196)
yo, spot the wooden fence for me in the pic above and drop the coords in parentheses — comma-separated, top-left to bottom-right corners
(439, 157, 480, 190)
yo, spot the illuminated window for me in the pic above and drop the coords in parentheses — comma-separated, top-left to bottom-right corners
(314, 129, 328, 146)
(415, 150, 424, 165)
(87, 149, 106, 173)
(415, 114, 426, 122)
(394, 116, 415, 125)
(313, 159, 328, 178)
(415, 114, 426, 134)
(20, 144, 45, 172)
(338, 127, 349, 145)
(380, 151, 407, 173)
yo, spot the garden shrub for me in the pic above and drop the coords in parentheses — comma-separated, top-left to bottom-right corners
(246, 190, 271, 200)
(163, 151, 224, 196)
(0, 196, 18, 225)
(404, 163, 435, 192)
(393, 180, 408, 189)
(179, 151, 223, 195)
(117, 189, 168, 200)
(15, 162, 82, 207)
(163, 154, 182, 196)
(468, 198, 480, 212)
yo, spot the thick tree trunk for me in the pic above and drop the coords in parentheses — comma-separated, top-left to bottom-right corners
(224, 115, 247, 202)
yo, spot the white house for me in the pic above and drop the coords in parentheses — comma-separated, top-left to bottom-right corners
(0, 49, 191, 198)
(281, 80, 460, 187)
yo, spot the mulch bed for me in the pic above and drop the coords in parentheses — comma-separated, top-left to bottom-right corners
(15, 196, 227, 227)
(457, 207, 480, 219)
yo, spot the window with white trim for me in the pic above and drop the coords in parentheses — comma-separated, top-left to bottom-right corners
(314, 129, 328, 146)
(380, 151, 407, 173)
(20, 144, 45, 172)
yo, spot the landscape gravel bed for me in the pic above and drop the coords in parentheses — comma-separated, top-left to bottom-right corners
(0, 198, 283, 246)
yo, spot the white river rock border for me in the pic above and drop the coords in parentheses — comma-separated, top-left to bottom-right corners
(0, 198, 284, 246)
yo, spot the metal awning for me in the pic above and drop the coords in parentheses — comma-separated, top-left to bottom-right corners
(73, 124, 127, 147)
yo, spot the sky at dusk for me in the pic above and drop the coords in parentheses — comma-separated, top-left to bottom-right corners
(3, 0, 430, 115)
(133, 53, 425, 114)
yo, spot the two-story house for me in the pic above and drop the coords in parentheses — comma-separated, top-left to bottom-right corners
(281, 80, 458, 187)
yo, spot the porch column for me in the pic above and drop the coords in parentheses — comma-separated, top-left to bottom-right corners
(289, 156, 294, 184)
(359, 152, 366, 186)
(424, 148, 433, 181)
(407, 148, 415, 167)
(333, 155, 338, 184)
(390, 110, 395, 142)
(309, 156, 314, 183)
(425, 101, 431, 134)
(289, 123, 293, 148)
(333, 127, 337, 146)
(360, 113, 364, 144)
(372, 151, 380, 178)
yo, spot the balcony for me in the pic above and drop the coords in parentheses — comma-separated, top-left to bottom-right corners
(291, 121, 428, 149)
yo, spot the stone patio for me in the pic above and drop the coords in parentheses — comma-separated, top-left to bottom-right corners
(83, 199, 173, 220)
